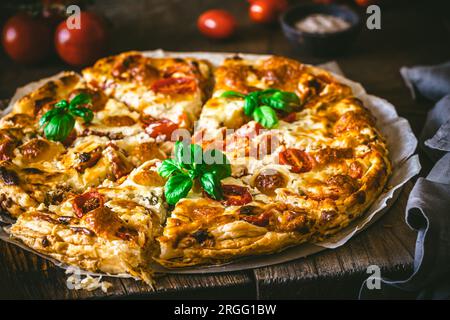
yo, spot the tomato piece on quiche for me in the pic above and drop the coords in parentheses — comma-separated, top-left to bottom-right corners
(82, 51, 213, 130)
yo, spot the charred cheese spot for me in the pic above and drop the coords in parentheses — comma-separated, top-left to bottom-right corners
(334, 110, 375, 135)
(83, 206, 137, 241)
(75, 147, 103, 172)
(103, 115, 136, 127)
(34, 97, 55, 117)
(215, 62, 258, 94)
(0, 131, 17, 161)
(320, 210, 338, 224)
(254, 169, 287, 196)
(72, 191, 105, 217)
(312, 147, 353, 166)
(104, 146, 133, 180)
(258, 56, 304, 92)
(276, 208, 310, 233)
(111, 53, 159, 84)
(325, 174, 359, 198)
(0, 166, 19, 185)
(239, 205, 265, 215)
(20, 138, 61, 163)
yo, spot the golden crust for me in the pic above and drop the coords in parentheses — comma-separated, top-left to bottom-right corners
(1, 53, 391, 281)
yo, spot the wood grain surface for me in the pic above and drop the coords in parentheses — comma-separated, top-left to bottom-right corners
(1, 0, 449, 299)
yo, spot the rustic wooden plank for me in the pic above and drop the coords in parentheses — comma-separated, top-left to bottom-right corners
(0, 238, 254, 299)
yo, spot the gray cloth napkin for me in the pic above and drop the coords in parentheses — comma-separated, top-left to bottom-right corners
(420, 95, 450, 162)
(400, 61, 450, 101)
(360, 62, 450, 300)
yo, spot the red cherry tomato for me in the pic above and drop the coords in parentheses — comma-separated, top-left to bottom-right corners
(355, 0, 377, 6)
(1, 13, 52, 64)
(197, 9, 236, 39)
(151, 77, 197, 95)
(221, 184, 252, 206)
(249, 0, 288, 24)
(55, 11, 108, 67)
(249, 0, 288, 13)
(279, 148, 314, 173)
(144, 118, 179, 140)
(249, 0, 277, 24)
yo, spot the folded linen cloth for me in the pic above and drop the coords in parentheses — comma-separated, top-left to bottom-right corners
(360, 61, 450, 299)
(400, 61, 450, 101)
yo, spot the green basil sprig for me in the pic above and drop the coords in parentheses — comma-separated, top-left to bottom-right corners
(221, 89, 301, 129)
(158, 141, 231, 205)
(39, 93, 94, 142)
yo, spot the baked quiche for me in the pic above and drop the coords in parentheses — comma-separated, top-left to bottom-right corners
(0, 52, 391, 284)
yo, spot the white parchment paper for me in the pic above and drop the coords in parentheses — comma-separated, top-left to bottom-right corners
(0, 50, 421, 276)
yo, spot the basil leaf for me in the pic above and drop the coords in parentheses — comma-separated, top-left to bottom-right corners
(54, 100, 69, 109)
(189, 144, 203, 164)
(69, 93, 91, 107)
(189, 144, 204, 174)
(164, 174, 193, 205)
(174, 141, 186, 165)
(44, 113, 75, 142)
(272, 91, 300, 108)
(260, 96, 289, 111)
(244, 93, 258, 116)
(157, 159, 180, 178)
(221, 91, 245, 99)
(39, 108, 63, 127)
(277, 91, 300, 104)
(69, 107, 94, 123)
(252, 106, 279, 129)
(200, 172, 223, 200)
(202, 149, 231, 180)
(173, 142, 203, 171)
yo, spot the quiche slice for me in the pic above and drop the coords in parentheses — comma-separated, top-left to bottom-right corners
(0, 70, 169, 219)
(82, 51, 213, 132)
(157, 56, 391, 267)
(9, 160, 166, 283)
(195, 55, 352, 133)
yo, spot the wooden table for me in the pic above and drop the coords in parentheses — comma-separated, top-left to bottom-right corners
(1, 0, 449, 299)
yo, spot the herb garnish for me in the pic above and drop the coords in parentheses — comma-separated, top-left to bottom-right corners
(221, 89, 301, 129)
(39, 93, 94, 142)
(157, 141, 231, 205)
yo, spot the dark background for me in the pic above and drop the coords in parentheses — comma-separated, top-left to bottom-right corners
(0, 0, 449, 299)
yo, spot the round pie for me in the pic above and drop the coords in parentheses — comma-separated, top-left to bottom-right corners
(0, 51, 391, 283)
